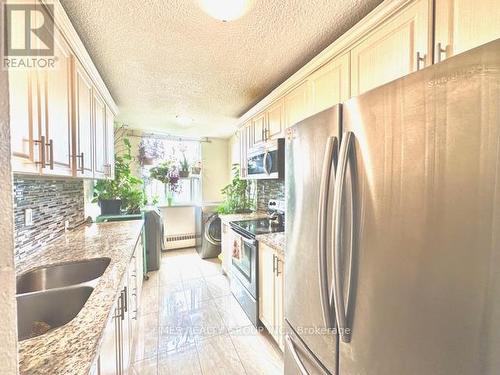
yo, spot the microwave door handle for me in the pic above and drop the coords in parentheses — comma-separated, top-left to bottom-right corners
(263, 151, 270, 175)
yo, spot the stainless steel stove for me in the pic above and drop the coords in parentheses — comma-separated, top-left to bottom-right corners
(228, 201, 285, 327)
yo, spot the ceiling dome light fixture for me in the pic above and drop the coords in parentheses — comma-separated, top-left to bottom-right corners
(198, 0, 252, 22)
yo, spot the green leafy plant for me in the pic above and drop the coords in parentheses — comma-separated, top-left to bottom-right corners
(180, 154, 190, 172)
(93, 137, 145, 214)
(217, 165, 253, 214)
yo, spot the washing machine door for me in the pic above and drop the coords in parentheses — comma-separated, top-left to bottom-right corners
(204, 214, 221, 245)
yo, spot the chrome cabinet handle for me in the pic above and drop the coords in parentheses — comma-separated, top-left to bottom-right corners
(119, 291, 125, 320)
(123, 287, 128, 313)
(79, 153, 84, 173)
(34, 136, 46, 166)
(272, 254, 277, 275)
(47, 139, 54, 170)
(285, 335, 310, 375)
(416, 51, 426, 71)
(332, 131, 354, 343)
(318, 136, 336, 330)
(436, 42, 447, 63)
(276, 257, 282, 276)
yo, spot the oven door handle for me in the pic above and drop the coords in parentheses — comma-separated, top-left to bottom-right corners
(229, 225, 257, 246)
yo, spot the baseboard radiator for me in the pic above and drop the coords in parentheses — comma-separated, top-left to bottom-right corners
(165, 233, 196, 250)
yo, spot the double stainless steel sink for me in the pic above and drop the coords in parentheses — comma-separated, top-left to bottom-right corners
(16, 258, 110, 341)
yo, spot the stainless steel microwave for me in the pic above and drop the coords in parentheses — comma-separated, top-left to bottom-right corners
(246, 138, 285, 179)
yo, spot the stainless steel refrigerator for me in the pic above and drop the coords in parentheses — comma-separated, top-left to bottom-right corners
(285, 39, 500, 375)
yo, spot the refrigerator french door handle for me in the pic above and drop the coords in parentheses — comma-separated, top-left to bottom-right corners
(285, 335, 311, 375)
(318, 136, 336, 329)
(333, 131, 353, 343)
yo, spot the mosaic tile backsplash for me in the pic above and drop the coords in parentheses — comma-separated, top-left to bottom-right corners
(13, 176, 85, 262)
(255, 179, 285, 211)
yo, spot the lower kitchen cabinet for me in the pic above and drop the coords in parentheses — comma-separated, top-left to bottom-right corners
(258, 242, 285, 350)
(221, 223, 233, 275)
(95, 234, 143, 374)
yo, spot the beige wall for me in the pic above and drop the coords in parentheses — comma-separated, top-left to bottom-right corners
(202, 138, 230, 203)
(0, 69, 19, 373)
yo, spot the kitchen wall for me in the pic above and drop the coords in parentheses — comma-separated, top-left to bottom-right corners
(254, 179, 285, 211)
(0, 69, 19, 374)
(13, 177, 85, 262)
(201, 138, 230, 203)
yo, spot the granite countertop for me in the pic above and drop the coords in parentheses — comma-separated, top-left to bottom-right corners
(256, 232, 286, 258)
(17, 220, 144, 375)
(219, 211, 268, 224)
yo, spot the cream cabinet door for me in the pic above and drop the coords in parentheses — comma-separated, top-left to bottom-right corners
(105, 107, 115, 180)
(259, 243, 275, 332)
(40, 31, 73, 177)
(351, 0, 431, 96)
(284, 80, 310, 128)
(266, 99, 284, 140)
(252, 112, 266, 147)
(239, 125, 249, 179)
(275, 255, 285, 351)
(221, 223, 233, 274)
(9, 69, 41, 174)
(74, 62, 94, 178)
(99, 300, 120, 375)
(93, 91, 107, 179)
(434, 0, 500, 63)
(308, 52, 350, 114)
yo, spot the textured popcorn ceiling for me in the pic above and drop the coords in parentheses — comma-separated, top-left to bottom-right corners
(60, 0, 382, 138)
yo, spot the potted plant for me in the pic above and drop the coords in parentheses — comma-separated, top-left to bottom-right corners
(93, 138, 145, 215)
(191, 161, 202, 175)
(149, 160, 182, 206)
(217, 165, 254, 214)
(179, 153, 190, 178)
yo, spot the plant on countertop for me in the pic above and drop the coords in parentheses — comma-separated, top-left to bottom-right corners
(217, 164, 253, 215)
(93, 137, 145, 214)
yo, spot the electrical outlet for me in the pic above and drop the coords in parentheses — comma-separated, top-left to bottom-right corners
(24, 208, 33, 226)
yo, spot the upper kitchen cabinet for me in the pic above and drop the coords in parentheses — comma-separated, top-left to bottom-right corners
(9, 69, 41, 174)
(74, 62, 94, 178)
(266, 98, 284, 139)
(239, 124, 249, 179)
(105, 107, 116, 180)
(308, 52, 350, 113)
(93, 90, 107, 179)
(284, 80, 310, 128)
(39, 30, 74, 177)
(434, 0, 500, 63)
(350, 0, 431, 96)
(8, 0, 118, 179)
(252, 112, 267, 147)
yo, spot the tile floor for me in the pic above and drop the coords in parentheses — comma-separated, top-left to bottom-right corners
(131, 248, 284, 375)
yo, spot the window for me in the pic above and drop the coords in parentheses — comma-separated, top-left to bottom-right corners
(142, 138, 202, 205)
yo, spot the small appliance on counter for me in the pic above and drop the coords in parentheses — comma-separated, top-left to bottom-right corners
(229, 200, 285, 327)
